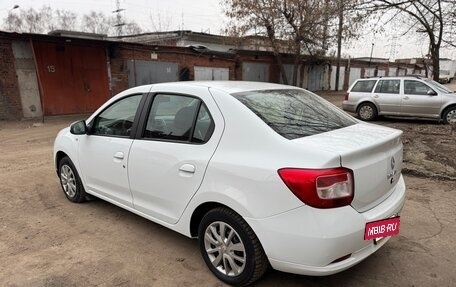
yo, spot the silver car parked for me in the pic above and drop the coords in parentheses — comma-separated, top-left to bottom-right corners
(342, 76, 456, 124)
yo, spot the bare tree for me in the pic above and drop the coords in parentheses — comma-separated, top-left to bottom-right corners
(280, 0, 330, 85)
(39, 6, 55, 32)
(333, 0, 372, 91)
(2, 6, 143, 36)
(2, 11, 23, 32)
(223, 0, 290, 84)
(81, 12, 143, 36)
(3, 6, 74, 33)
(123, 21, 143, 35)
(21, 8, 44, 33)
(223, 0, 370, 86)
(361, 0, 456, 81)
(149, 9, 175, 32)
(81, 11, 113, 34)
(55, 9, 78, 31)
(224, 0, 335, 85)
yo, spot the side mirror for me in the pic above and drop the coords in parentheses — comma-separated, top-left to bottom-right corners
(70, 120, 87, 135)
(427, 90, 438, 96)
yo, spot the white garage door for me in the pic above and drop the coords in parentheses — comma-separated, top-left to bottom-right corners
(364, 68, 375, 77)
(389, 67, 397, 76)
(194, 66, 229, 81)
(349, 67, 361, 87)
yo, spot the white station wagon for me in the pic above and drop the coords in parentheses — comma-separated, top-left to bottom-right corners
(54, 81, 406, 286)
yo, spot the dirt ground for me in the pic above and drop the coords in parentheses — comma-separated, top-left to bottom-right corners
(0, 96, 455, 286)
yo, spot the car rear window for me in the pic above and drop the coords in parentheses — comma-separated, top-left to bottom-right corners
(232, 89, 357, 140)
(350, 80, 376, 92)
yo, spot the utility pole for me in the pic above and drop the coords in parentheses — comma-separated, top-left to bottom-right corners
(321, 0, 330, 53)
(368, 43, 374, 67)
(335, 1, 343, 91)
(113, 0, 125, 37)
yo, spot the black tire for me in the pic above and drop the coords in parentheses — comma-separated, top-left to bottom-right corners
(442, 106, 456, 124)
(198, 207, 268, 286)
(357, 102, 378, 121)
(58, 156, 87, 203)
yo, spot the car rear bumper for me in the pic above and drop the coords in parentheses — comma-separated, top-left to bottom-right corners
(342, 101, 356, 113)
(245, 175, 406, 276)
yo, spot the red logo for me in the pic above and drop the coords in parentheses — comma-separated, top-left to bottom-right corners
(364, 216, 400, 240)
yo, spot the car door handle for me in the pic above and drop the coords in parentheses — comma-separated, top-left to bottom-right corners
(113, 152, 124, 160)
(179, 164, 195, 174)
(403, 96, 409, 100)
(373, 94, 379, 98)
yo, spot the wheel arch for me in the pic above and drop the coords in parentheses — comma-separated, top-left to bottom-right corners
(356, 100, 379, 114)
(441, 104, 456, 119)
(55, 150, 69, 174)
(189, 201, 233, 237)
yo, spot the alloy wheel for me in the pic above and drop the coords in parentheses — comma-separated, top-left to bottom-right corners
(204, 221, 246, 277)
(60, 164, 77, 198)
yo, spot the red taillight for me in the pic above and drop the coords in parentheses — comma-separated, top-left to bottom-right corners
(344, 93, 349, 101)
(278, 168, 354, 209)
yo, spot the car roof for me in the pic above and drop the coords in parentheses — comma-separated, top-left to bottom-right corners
(356, 76, 424, 81)
(141, 81, 301, 94)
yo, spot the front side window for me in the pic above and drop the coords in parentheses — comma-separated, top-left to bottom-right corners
(351, 80, 376, 93)
(92, 94, 142, 137)
(374, 80, 400, 94)
(143, 94, 214, 143)
(233, 89, 356, 140)
(404, 80, 434, 95)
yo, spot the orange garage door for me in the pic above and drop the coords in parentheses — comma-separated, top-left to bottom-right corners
(33, 41, 109, 115)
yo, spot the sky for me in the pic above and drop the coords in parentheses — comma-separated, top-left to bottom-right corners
(1, 0, 455, 60)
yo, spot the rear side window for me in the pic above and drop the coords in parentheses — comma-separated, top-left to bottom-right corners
(233, 89, 356, 140)
(374, 80, 400, 94)
(351, 80, 376, 92)
(143, 94, 214, 143)
(192, 104, 215, 143)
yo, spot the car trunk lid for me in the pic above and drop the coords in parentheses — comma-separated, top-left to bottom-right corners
(292, 123, 403, 212)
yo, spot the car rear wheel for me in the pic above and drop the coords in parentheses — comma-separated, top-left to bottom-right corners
(58, 156, 87, 203)
(357, 103, 378, 121)
(443, 106, 456, 124)
(198, 207, 268, 286)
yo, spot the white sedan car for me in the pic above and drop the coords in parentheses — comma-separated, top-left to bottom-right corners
(54, 81, 406, 286)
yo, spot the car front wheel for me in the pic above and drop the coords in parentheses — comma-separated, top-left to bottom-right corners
(58, 156, 87, 203)
(357, 103, 378, 121)
(443, 106, 456, 124)
(198, 207, 268, 286)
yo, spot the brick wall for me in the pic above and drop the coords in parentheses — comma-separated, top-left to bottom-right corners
(0, 38, 22, 119)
